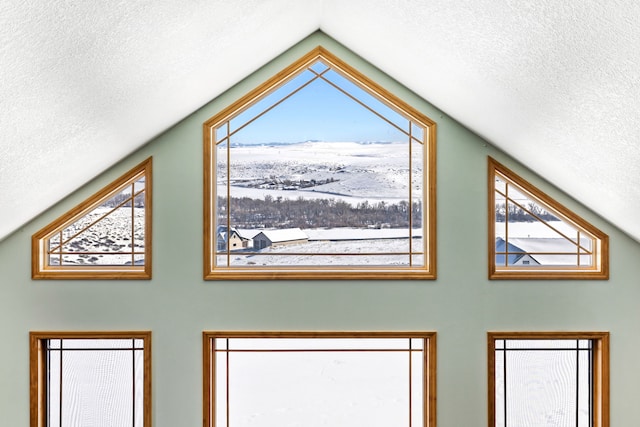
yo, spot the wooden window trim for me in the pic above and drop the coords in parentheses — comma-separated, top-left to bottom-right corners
(203, 46, 437, 280)
(29, 331, 152, 427)
(488, 157, 609, 279)
(31, 157, 152, 280)
(203, 331, 437, 427)
(487, 331, 609, 427)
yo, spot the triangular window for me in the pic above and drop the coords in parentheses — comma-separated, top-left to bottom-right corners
(489, 157, 608, 279)
(32, 158, 152, 279)
(204, 47, 436, 280)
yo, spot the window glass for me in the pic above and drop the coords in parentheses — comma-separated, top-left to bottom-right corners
(488, 332, 609, 427)
(489, 157, 608, 279)
(32, 158, 152, 279)
(30, 332, 151, 427)
(203, 332, 436, 427)
(205, 48, 436, 279)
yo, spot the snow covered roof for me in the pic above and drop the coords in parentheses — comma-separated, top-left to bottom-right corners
(218, 229, 249, 243)
(305, 228, 422, 241)
(495, 237, 531, 266)
(497, 237, 593, 266)
(254, 228, 309, 243)
(507, 237, 592, 266)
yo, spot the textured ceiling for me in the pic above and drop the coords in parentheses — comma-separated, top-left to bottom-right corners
(1, 0, 639, 243)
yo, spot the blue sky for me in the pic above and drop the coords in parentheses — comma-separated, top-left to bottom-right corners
(227, 70, 410, 144)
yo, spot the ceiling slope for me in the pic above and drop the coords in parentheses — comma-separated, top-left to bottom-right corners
(322, 0, 640, 242)
(0, 0, 321, 241)
(1, 0, 639, 243)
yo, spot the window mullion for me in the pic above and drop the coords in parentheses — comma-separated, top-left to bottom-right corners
(59, 340, 63, 427)
(226, 122, 231, 268)
(408, 124, 413, 267)
(408, 338, 412, 427)
(226, 338, 230, 427)
(576, 340, 579, 427)
(132, 338, 136, 427)
(503, 341, 507, 427)
(589, 341, 593, 427)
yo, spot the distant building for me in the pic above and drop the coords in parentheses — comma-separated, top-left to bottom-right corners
(253, 228, 308, 249)
(217, 227, 250, 251)
(495, 237, 540, 266)
(498, 236, 593, 266)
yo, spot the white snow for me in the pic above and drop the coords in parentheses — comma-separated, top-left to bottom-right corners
(218, 141, 422, 205)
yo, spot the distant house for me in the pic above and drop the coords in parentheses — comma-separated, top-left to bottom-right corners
(253, 228, 308, 249)
(499, 236, 593, 266)
(495, 237, 540, 266)
(217, 227, 250, 251)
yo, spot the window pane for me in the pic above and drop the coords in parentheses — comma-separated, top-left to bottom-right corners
(494, 351, 505, 427)
(505, 350, 579, 426)
(321, 69, 409, 135)
(211, 336, 427, 427)
(229, 70, 318, 136)
(309, 60, 329, 74)
(60, 350, 133, 426)
(61, 339, 136, 349)
(41, 337, 147, 427)
(411, 140, 423, 232)
(48, 349, 62, 427)
(222, 337, 414, 351)
(490, 158, 607, 278)
(214, 351, 228, 424)
(410, 122, 425, 144)
(410, 350, 425, 427)
(411, 254, 425, 267)
(134, 348, 144, 427)
(34, 158, 151, 278)
(215, 123, 228, 142)
(48, 185, 146, 266)
(494, 338, 595, 427)
(228, 351, 408, 427)
(224, 253, 418, 267)
(205, 50, 435, 278)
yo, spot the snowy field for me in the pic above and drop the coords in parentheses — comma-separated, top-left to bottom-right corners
(215, 141, 427, 267)
(49, 137, 588, 269)
(217, 236, 425, 267)
(48, 207, 146, 266)
(214, 337, 424, 427)
(218, 141, 423, 206)
(214, 140, 595, 269)
(497, 220, 583, 239)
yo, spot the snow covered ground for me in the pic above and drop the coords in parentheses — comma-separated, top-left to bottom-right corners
(215, 337, 425, 427)
(217, 236, 425, 267)
(50, 138, 591, 269)
(496, 221, 597, 266)
(215, 141, 427, 267)
(48, 207, 146, 266)
(497, 220, 583, 239)
(218, 141, 423, 206)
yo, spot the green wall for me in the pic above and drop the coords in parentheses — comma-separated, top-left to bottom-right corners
(2, 31, 639, 426)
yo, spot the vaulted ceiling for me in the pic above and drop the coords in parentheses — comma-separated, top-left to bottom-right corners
(1, 0, 639, 243)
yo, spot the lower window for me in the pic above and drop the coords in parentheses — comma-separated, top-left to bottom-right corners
(203, 331, 436, 427)
(488, 332, 609, 427)
(30, 331, 151, 427)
